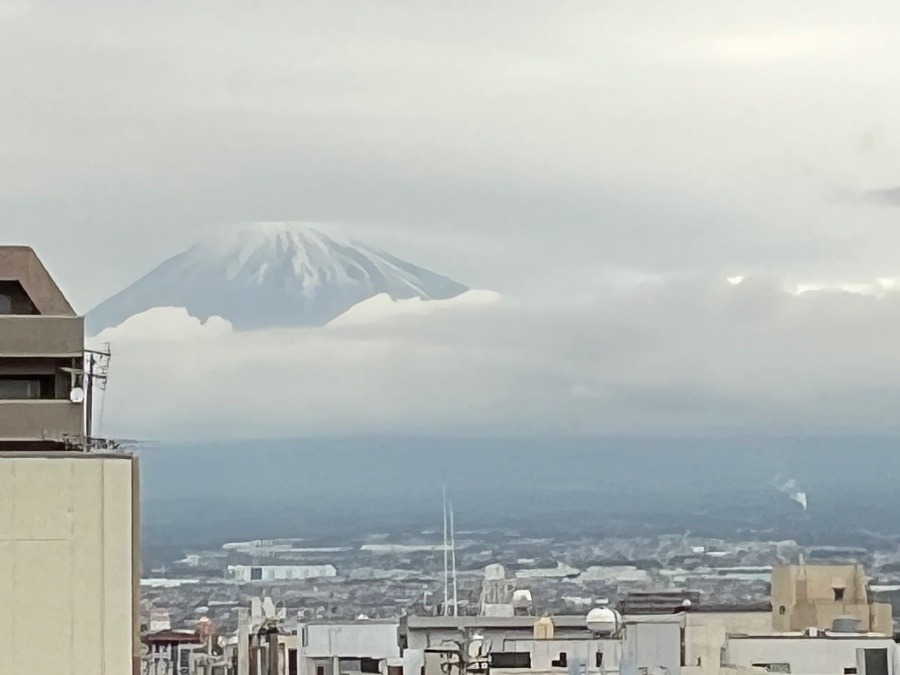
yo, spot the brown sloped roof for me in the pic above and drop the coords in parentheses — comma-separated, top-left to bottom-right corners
(0, 246, 75, 316)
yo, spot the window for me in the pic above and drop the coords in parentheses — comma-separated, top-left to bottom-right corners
(551, 653, 567, 668)
(360, 658, 381, 674)
(250, 566, 263, 580)
(0, 281, 37, 315)
(595, 652, 603, 668)
(491, 652, 531, 669)
(0, 377, 52, 400)
(317, 667, 325, 675)
(844, 669, 857, 674)
(834, 587, 845, 601)
(778, 605, 786, 615)
(289, 649, 298, 675)
(864, 649, 889, 675)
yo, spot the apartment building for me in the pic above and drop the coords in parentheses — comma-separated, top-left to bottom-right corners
(0, 246, 141, 674)
(0, 246, 85, 450)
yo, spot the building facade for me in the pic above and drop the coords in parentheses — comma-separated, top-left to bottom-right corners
(295, 620, 403, 675)
(228, 564, 338, 583)
(771, 565, 893, 635)
(724, 633, 899, 675)
(402, 614, 683, 675)
(0, 246, 85, 450)
(0, 247, 141, 674)
(0, 452, 140, 673)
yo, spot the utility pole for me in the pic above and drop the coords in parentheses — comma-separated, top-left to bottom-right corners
(75, 346, 111, 449)
(85, 351, 95, 444)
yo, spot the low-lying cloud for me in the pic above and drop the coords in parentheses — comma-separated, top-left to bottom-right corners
(91, 278, 900, 441)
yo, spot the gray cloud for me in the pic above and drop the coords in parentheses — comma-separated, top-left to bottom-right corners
(90, 279, 900, 441)
(7, 2, 900, 437)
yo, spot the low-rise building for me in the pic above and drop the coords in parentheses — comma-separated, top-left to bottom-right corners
(228, 564, 338, 582)
(771, 565, 892, 635)
(296, 619, 403, 675)
(402, 613, 683, 675)
(724, 631, 899, 675)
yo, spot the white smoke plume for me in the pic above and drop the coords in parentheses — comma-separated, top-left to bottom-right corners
(774, 476, 808, 511)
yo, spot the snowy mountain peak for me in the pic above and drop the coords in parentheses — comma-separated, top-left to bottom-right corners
(86, 223, 469, 334)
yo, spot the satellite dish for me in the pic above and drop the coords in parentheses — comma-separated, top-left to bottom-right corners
(468, 639, 484, 659)
(69, 387, 85, 403)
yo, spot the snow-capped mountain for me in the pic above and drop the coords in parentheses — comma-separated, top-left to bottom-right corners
(86, 223, 469, 334)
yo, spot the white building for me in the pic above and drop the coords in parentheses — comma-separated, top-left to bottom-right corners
(402, 614, 683, 675)
(294, 619, 405, 675)
(228, 564, 338, 582)
(724, 632, 900, 675)
(682, 610, 773, 675)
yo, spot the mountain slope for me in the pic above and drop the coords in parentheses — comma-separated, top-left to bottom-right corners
(86, 223, 468, 334)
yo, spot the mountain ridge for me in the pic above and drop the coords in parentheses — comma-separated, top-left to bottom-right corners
(86, 223, 469, 334)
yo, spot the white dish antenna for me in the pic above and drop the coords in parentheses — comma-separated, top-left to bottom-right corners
(69, 386, 85, 404)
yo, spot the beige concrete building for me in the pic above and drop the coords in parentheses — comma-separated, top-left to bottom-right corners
(0, 247, 141, 674)
(0, 246, 85, 451)
(682, 610, 772, 675)
(0, 452, 140, 674)
(771, 564, 892, 635)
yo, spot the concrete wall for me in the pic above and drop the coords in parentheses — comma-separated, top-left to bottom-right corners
(0, 400, 83, 441)
(726, 637, 897, 675)
(620, 621, 682, 675)
(302, 622, 401, 659)
(0, 316, 84, 356)
(0, 453, 138, 674)
(298, 623, 401, 675)
(408, 621, 680, 675)
(771, 565, 892, 634)
(682, 612, 772, 675)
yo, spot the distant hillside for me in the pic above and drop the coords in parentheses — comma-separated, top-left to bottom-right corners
(138, 435, 900, 549)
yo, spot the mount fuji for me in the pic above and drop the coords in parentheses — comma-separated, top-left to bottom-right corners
(86, 224, 469, 334)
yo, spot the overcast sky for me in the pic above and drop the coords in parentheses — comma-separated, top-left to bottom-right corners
(7, 1, 900, 439)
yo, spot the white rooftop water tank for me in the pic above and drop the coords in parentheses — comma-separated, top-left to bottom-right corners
(586, 607, 622, 636)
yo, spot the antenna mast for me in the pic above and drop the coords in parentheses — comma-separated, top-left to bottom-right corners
(443, 485, 449, 616)
(450, 501, 458, 617)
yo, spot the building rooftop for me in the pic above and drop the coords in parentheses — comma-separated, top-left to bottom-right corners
(729, 632, 892, 640)
(0, 246, 75, 316)
(0, 451, 133, 460)
(404, 614, 681, 631)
